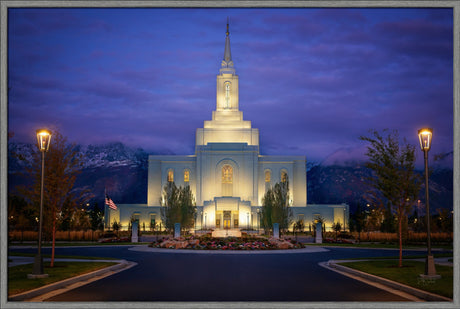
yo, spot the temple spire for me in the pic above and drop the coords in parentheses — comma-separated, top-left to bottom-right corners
(221, 18, 234, 73)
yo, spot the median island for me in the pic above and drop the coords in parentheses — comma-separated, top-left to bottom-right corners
(149, 235, 305, 250)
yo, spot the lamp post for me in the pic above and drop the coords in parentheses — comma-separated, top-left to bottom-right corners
(257, 208, 260, 234)
(29, 129, 52, 279)
(247, 212, 249, 230)
(418, 128, 440, 279)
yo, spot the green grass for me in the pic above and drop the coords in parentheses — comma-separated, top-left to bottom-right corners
(10, 241, 149, 247)
(305, 242, 453, 250)
(8, 252, 118, 260)
(8, 261, 118, 296)
(337, 260, 453, 299)
(335, 253, 453, 261)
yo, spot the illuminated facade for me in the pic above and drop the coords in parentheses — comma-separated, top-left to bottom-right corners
(106, 23, 349, 232)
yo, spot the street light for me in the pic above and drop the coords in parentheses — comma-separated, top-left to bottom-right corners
(417, 128, 440, 279)
(247, 212, 249, 230)
(257, 208, 260, 234)
(29, 129, 52, 279)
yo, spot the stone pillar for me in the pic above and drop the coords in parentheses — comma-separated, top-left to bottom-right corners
(174, 223, 181, 239)
(131, 221, 139, 243)
(315, 222, 322, 244)
(273, 223, 279, 239)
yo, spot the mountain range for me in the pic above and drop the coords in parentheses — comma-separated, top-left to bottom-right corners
(7, 141, 453, 214)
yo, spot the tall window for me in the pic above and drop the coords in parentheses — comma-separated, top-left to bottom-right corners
(224, 82, 230, 109)
(184, 170, 190, 183)
(265, 170, 271, 183)
(222, 165, 233, 196)
(281, 170, 288, 183)
(264, 170, 271, 192)
(222, 165, 233, 183)
(167, 170, 174, 182)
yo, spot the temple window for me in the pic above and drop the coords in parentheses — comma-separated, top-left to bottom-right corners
(222, 165, 233, 196)
(224, 82, 231, 109)
(265, 170, 271, 183)
(184, 170, 190, 182)
(167, 169, 174, 182)
(281, 170, 288, 183)
(222, 165, 233, 183)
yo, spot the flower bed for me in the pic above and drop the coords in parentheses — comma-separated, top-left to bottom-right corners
(149, 235, 305, 250)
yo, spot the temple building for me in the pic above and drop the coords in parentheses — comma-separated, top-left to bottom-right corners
(106, 23, 349, 232)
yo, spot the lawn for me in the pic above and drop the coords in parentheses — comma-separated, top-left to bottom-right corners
(8, 261, 117, 296)
(8, 252, 117, 260)
(338, 260, 453, 299)
(10, 241, 149, 247)
(306, 242, 453, 250)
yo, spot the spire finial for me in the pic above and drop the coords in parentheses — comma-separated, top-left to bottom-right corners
(226, 17, 229, 36)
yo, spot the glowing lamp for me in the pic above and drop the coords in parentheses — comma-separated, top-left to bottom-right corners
(418, 128, 432, 152)
(36, 129, 52, 152)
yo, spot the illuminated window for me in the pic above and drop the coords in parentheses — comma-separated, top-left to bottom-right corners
(222, 165, 233, 183)
(281, 170, 287, 183)
(167, 170, 174, 182)
(222, 165, 233, 196)
(184, 170, 189, 182)
(265, 170, 271, 183)
(224, 82, 231, 109)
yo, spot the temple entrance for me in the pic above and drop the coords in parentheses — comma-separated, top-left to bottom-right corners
(223, 211, 231, 229)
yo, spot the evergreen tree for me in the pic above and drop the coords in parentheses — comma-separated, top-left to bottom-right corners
(261, 178, 292, 235)
(160, 182, 196, 233)
(350, 203, 366, 242)
(89, 202, 104, 231)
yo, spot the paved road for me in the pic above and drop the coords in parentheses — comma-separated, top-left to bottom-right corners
(9, 245, 442, 302)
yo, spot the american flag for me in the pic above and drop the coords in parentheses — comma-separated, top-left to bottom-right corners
(105, 194, 118, 210)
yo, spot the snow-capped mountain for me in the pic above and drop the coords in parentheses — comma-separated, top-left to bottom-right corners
(7, 141, 453, 213)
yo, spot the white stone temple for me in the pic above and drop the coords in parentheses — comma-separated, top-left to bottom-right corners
(106, 22, 349, 233)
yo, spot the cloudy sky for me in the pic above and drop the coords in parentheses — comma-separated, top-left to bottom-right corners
(8, 7, 453, 166)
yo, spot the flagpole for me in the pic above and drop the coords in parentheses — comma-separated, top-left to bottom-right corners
(105, 187, 110, 231)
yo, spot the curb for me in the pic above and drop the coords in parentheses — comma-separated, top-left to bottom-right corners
(8, 260, 137, 301)
(326, 260, 452, 302)
(129, 245, 330, 254)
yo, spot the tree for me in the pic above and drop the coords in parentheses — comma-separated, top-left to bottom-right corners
(380, 202, 396, 233)
(160, 182, 196, 233)
(8, 195, 35, 242)
(18, 131, 87, 267)
(349, 203, 366, 243)
(332, 222, 342, 241)
(293, 219, 304, 241)
(261, 179, 292, 235)
(360, 129, 421, 267)
(112, 221, 120, 235)
(89, 202, 104, 231)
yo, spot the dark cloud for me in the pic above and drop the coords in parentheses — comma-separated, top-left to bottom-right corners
(7, 8, 453, 166)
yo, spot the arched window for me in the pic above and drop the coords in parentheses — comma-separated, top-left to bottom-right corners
(184, 170, 190, 183)
(167, 170, 174, 182)
(222, 165, 233, 196)
(265, 170, 271, 183)
(222, 165, 233, 183)
(281, 170, 288, 183)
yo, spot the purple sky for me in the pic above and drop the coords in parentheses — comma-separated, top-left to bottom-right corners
(8, 8, 454, 166)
